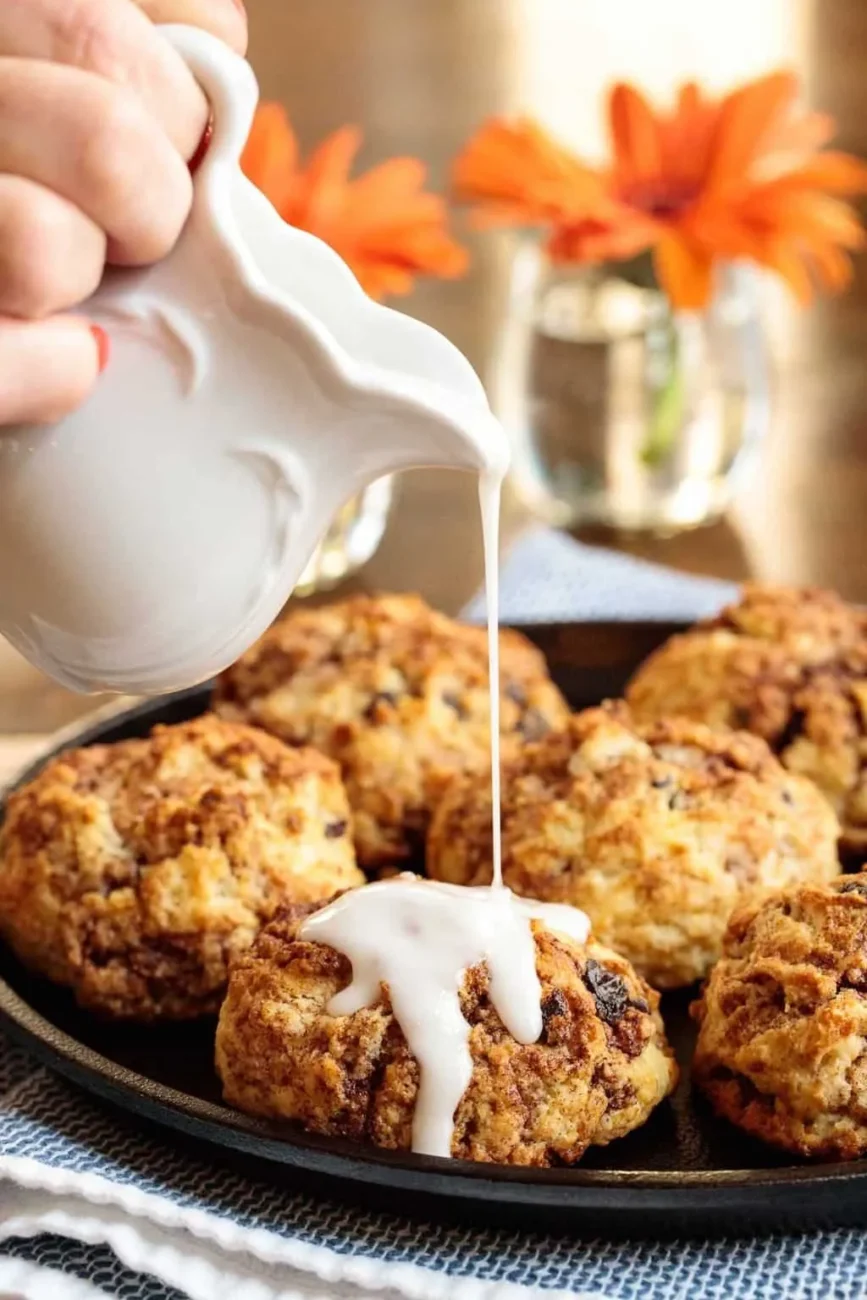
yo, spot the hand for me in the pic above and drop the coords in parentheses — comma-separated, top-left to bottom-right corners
(0, 0, 247, 425)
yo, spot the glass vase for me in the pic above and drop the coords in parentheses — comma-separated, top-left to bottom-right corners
(490, 241, 770, 533)
(293, 476, 395, 596)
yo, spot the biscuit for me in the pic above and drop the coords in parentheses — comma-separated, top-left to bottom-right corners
(627, 584, 867, 856)
(215, 898, 677, 1166)
(214, 594, 570, 868)
(693, 872, 867, 1159)
(0, 716, 363, 1020)
(427, 703, 840, 988)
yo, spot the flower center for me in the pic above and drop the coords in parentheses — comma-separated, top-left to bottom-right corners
(619, 178, 699, 221)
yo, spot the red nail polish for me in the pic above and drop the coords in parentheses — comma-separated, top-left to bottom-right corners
(90, 325, 110, 374)
(188, 118, 214, 175)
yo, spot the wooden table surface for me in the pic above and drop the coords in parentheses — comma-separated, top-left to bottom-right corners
(0, 0, 864, 742)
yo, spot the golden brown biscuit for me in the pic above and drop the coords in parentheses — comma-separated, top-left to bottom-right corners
(0, 716, 363, 1020)
(693, 871, 867, 1159)
(215, 898, 677, 1166)
(626, 584, 867, 856)
(213, 594, 569, 869)
(427, 703, 840, 988)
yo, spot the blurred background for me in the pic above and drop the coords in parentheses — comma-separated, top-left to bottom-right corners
(0, 0, 865, 735)
(247, 0, 867, 601)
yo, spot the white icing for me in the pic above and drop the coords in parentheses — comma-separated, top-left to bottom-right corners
(299, 878, 590, 1158)
(479, 470, 503, 888)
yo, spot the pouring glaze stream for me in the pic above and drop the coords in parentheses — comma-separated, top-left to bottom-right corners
(300, 464, 592, 1161)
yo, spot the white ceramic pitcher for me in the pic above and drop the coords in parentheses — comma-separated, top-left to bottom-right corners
(0, 26, 507, 696)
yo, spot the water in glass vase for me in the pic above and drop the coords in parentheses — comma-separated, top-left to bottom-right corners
(492, 244, 769, 533)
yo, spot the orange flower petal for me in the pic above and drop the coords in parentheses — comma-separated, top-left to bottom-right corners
(241, 103, 300, 216)
(663, 83, 713, 166)
(350, 213, 465, 260)
(453, 118, 603, 225)
(766, 110, 835, 155)
(768, 151, 867, 195)
(707, 71, 798, 191)
(665, 101, 721, 194)
(355, 262, 416, 298)
(347, 157, 429, 214)
(748, 190, 865, 248)
(345, 221, 468, 299)
(342, 191, 447, 240)
(547, 210, 657, 264)
(298, 125, 362, 232)
(609, 83, 663, 183)
(759, 241, 815, 304)
(754, 110, 835, 176)
(466, 203, 554, 229)
(242, 108, 466, 298)
(677, 82, 702, 119)
(807, 240, 855, 293)
(684, 202, 757, 259)
(396, 228, 469, 275)
(653, 232, 714, 309)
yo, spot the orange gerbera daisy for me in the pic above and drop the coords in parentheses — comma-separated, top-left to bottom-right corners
(453, 74, 867, 309)
(242, 104, 468, 300)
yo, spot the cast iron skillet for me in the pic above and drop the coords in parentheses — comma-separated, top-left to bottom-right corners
(1, 620, 865, 1234)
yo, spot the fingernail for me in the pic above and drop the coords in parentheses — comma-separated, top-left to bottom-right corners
(189, 118, 214, 175)
(90, 325, 110, 374)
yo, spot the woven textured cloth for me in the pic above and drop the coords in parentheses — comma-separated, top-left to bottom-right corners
(4, 1032, 867, 1300)
(462, 527, 737, 624)
(3, 529, 863, 1300)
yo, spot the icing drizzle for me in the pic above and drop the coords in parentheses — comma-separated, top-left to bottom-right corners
(299, 878, 589, 1158)
(299, 435, 591, 1160)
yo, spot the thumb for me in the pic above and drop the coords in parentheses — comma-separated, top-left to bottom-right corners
(0, 317, 105, 426)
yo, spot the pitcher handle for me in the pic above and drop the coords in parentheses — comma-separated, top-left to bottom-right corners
(158, 23, 259, 175)
(155, 24, 502, 427)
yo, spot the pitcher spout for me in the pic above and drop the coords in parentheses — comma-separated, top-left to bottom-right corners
(341, 386, 511, 487)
